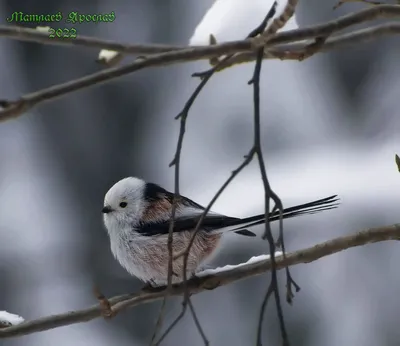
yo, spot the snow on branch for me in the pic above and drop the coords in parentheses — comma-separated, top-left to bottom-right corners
(0, 311, 24, 329)
(0, 223, 398, 339)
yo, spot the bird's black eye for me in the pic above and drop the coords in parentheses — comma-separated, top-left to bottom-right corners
(119, 202, 127, 208)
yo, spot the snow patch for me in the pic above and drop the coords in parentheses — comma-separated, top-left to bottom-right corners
(0, 311, 25, 327)
(190, 0, 298, 45)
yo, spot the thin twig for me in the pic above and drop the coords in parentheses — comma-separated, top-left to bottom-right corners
(256, 285, 274, 346)
(183, 4, 293, 346)
(247, 1, 294, 343)
(0, 43, 251, 122)
(149, 47, 197, 340)
(248, 47, 288, 346)
(1, 223, 399, 339)
(213, 23, 400, 72)
(154, 300, 187, 346)
(149, 195, 178, 343)
(0, 6, 398, 121)
(157, 4, 280, 343)
(172, 4, 279, 343)
(188, 299, 209, 346)
(151, 56, 222, 344)
(263, 0, 298, 38)
(0, 25, 185, 53)
(153, 48, 230, 346)
(252, 4, 400, 49)
(192, 1, 278, 79)
(247, 4, 303, 344)
(180, 0, 279, 267)
(0, 6, 398, 54)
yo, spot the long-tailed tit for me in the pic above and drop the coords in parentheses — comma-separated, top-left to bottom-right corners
(102, 177, 339, 287)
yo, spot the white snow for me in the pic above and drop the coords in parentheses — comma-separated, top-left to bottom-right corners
(189, 0, 298, 45)
(197, 251, 283, 277)
(0, 311, 25, 327)
(97, 49, 123, 66)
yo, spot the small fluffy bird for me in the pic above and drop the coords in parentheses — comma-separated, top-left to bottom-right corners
(102, 177, 339, 287)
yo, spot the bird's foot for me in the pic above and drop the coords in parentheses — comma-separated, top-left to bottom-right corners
(93, 286, 116, 319)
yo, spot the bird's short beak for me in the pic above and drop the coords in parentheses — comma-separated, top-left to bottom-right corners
(102, 205, 113, 214)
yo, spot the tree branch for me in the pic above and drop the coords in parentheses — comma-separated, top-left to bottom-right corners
(212, 23, 400, 71)
(262, 0, 298, 39)
(151, 45, 227, 346)
(0, 5, 398, 122)
(252, 3, 399, 47)
(155, 5, 281, 343)
(0, 5, 398, 54)
(1, 223, 398, 339)
(249, 46, 289, 346)
(0, 25, 185, 54)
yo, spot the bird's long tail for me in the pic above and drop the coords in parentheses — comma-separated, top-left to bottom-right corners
(233, 195, 339, 236)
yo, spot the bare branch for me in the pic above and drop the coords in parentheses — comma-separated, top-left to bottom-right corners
(248, 42, 289, 346)
(0, 5, 398, 122)
(157, 5, 285, 341)
(153, 302, 186, 346)
(0, 223, 398, 339)
(213, 23, 400, 72)
(0, 25, 186, 54)
(151, 59, 223, 346)
(187, 299, 209, 346)
(263, 0, 298, 38)
(0, 5, 398, 54)
(153, 61, 225, 344)
(256, 285, 274, 346)
(253, 3, 400, 48)
(160, 5, 280, 343)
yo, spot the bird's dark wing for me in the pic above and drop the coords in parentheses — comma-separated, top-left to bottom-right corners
(229, 194, 340, 231)
(137, 213, 252, 237)
(139, 182, 339, 236)
(138, 182, 254, 236)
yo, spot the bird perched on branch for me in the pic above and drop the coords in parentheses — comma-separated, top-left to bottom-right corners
(102, 177, 339, 287)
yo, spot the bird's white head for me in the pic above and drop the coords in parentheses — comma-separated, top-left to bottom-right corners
(102, 177, 146, 232)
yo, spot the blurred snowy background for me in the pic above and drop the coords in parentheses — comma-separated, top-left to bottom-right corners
(0, 0, 399, 346)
